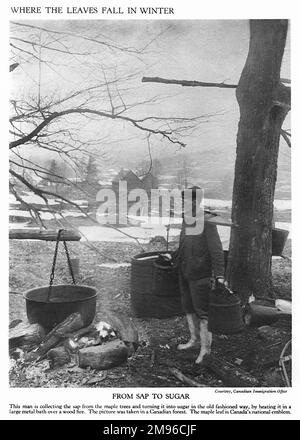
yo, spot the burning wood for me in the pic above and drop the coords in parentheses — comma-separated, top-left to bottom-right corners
(10, 311, 138, 372)
(102, 312, 139, 347)
(25, 312, 84, 362)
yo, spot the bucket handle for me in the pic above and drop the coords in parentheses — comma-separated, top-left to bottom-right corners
(47, 229, 76, 302)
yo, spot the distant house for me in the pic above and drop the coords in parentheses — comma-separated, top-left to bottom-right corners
(105, 168, 159, 225)
(140, 173, 158, 194)
(112, 169, 145, 193)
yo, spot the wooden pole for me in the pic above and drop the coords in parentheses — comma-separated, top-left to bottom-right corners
(9, 229, 81, 241)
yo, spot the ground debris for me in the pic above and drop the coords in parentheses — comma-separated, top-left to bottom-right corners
(9, 239, 291, 388)
(169, 367, 206, 387)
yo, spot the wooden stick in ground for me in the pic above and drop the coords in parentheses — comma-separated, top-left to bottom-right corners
(202, 354, 259, 387)
(169, 367, 206, 387)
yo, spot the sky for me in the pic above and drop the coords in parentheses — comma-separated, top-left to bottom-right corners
(10, 20, 291, 169)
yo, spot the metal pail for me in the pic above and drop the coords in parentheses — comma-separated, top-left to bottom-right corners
(209, 286, 244, 334)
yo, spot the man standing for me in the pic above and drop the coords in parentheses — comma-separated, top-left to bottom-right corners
(174, 186, 225, 364)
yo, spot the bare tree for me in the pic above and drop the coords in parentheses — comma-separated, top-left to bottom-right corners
(142, 20, 290, 302)
(10, 21, 212, 225)
(227, 20, 290, 303)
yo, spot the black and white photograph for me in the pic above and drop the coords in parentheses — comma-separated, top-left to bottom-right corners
(4, 0, 297, 421)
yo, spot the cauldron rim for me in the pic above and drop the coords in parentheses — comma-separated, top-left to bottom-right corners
(132, 251, 173, 261)
(23, 284, 97, 304)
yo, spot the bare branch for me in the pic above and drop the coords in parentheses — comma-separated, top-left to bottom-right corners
(281, 129, 291, 148)
(142, 76, 291, 89)
(10, 63, 19, 72)
(142, 76, 237, 89)
(10, 107, 187, 150)
(11, 21, 146, 55)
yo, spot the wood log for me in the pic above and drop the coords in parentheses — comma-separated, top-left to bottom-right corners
(47, 346, 71, 369)
(103, 312, 139, 347)
(9, 319, 23, 329)
(78, 339, 128, 370)
(9, 228, 81, 241)
(29, 312, 84, 360)
(169, 367, 206, 387)
(202, 354, 260, 387)
(244, 303, 291, 327)
(9, 322, 45, 348)
(68, 324, 95, 341)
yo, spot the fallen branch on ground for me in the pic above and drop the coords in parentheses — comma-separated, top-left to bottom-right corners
(202, 354, 259, 387)
(169, 367, 206, 387)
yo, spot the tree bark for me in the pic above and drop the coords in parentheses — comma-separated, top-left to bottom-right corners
(226, 20, 290, 304)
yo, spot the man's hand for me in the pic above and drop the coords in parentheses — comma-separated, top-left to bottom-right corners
(216, 277, 228, 287)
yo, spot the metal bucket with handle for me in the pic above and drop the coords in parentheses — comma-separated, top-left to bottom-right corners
(208, 282, 245, 334)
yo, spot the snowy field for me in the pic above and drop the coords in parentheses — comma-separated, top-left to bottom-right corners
(9, 194, 291, 247)
(78, 221, 291, 248)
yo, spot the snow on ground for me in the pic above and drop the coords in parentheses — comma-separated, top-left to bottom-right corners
(9, 195, 291, 245)
(21, 194, 58, 205)
(97, 262, 131, 268)
(9, 210, 32, 218)
(204, 198, 291, 210)
(79, 224, 178, 244)
(79, 221, 291, 247)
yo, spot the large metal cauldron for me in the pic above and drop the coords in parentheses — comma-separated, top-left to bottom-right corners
(24, 284, 97, 331)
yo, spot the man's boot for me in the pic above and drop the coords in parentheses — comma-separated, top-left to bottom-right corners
(195, 318, 212, 364)
(177, 313, 200, 350)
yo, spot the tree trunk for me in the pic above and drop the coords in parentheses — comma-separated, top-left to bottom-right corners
(226, 20, 290, 304)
